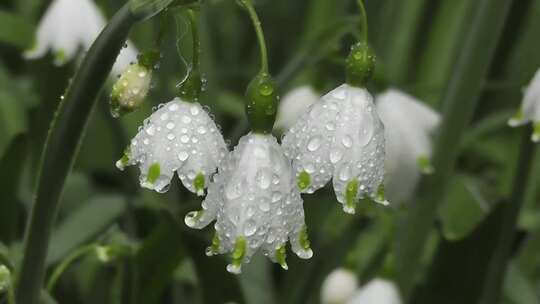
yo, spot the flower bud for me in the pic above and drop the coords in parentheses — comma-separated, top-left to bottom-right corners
(110, 50, 158, 118)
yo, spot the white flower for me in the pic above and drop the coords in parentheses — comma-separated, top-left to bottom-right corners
(376, 89, 440, 203)
(321, 268, 358, 304)
(275, 86, 319, 130)
(184, 133, 312, 274)
(282, 84, 386, 214)
(116, 98, 228, 195)
(110, 63, 153, 117)
(25, 0, 137, 75)
(347, 279, 402, 304)
(508, 69, 540, 142)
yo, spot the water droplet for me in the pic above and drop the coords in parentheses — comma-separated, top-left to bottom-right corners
(256, 169, 272, 189)
(259, 83, 273, 96)
(244, 220, 257, 236)
(259, 199, 270, 211)
(143, 138, 150, 145)
(197, 126, 207, 134)
(145, 125, 155, 136)
(326, 123, 335, 131)
(180, 135, 190, 143)
(339, 166, 351, 181)
(168, 103, 179, 111)
(166, 122, 175, 130)
(342, 135, 353, 148)
(190, 106, 200, 116)
(330, 150, 343, 164)
(138, 71, 147, 78)
(178, 151, 189, 161)
(307, 136, 321, 152)
(272, 192, 282, 203)
(167, 133, 175, 140)
(182, 116, 192, 124)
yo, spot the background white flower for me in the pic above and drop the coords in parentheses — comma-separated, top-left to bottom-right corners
(508, 69, 540, 142)
(347, 278, 402, 304)
(274, 86, 319, 131)
(117, 98, 228, 195)
(376, 89, 440, 203)
(24, 0, 138, 75)
(321, 268, 359, 304)
(283, 84, 386, 214)
(185, 133, 312, 274)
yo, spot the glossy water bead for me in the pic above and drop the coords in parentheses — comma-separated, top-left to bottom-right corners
(282, 84, 386, 214)
(116, 98, 227, 195)
(184, 133, 312, 274)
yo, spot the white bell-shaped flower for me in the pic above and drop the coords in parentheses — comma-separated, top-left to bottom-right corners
(275, 86, 319, 131)
(508, 69, 540, 142)
(376, 89, 440, 203)
(184, 133, 313, 274)
(282, 84, 386, 214)
(347, 279, 402, 304)
(25, 0, 137, 75)
(321, 268, 359, 304)
(116, 98, 228, 195)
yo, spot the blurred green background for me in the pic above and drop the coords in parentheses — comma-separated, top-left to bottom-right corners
(1, 0, 540, 303)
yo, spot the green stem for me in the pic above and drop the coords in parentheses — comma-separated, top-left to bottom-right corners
(479, 127, 537, 304)
(238, 0, 269, 73)
(7, 285, 15, 304)
(187, 9, 200, 70)
(356, 0, 368, 43)
(394, 0, 513, 298)
(46, 244, 97, 292)
(15, 4, 138, 304)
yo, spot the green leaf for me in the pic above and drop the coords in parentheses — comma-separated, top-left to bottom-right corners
(46, 195, 127, 266)
(438, 175, 494, 240)
(0, 11, 35, 49)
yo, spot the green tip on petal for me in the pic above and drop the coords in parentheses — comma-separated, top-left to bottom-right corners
(194, 173, 205, 196)
(417, 155, 434, 175)
(54, 49, 66, 65)
(276, 246, 288, 270)
(532, 122, 540, 143)
(0, 265, 11, 292)
(508, 109, 524, 127)
(147, 163, 161, 185)
(116, 146, 131, 170)
(206, 233, 220, 256)
(344, 179, 359, 214)
(374, 184, 389, 206)
(297, 171, 311, 191)
(227, 237, 246, 274)
(299, 225, 310, 250)
(185, 210, 204, 228)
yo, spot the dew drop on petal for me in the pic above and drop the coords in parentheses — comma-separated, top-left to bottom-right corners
(330, 150, 343, 164)
(243, 220, 257, 236)
(178, 151, 189, 161)
(307, 136, 321, 152)
(342, 135, 353, 148)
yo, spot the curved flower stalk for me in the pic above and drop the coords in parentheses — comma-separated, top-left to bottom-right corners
(321, 268, 358, 304)
(348, 279, 402, 304)
(274, 86, 319, 131)
(508, 69, 540, 142)
(283, 84, 386, 214)
(24, 0, 138, 75)
(376, 89, 440, 203)
(185, 133, 312, 274)
(116, 98, 227, 195)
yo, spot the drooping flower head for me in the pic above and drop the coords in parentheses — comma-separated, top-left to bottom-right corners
(116, 98, 227, 195)
(25, 0, 137, 75)
(508, 69, 540, 142)
(321, 268, 359, 304)
(376, 89, 440, 203)
(185, 134, 312, 273)
(348, 279, 402, 304)
(283, 84, 386, 214)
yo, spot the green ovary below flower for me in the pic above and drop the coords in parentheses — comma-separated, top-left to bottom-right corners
(110, 63, 152, 118)
(0, 265, 11, 292)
